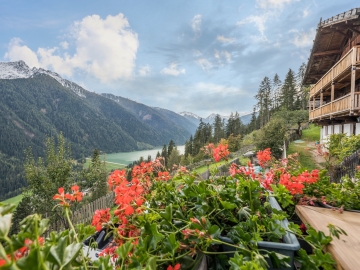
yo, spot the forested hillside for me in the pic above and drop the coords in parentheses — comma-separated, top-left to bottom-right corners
(0, 75, 193, 200)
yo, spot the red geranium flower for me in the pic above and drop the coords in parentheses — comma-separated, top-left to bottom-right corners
(167, 263, 181, 270)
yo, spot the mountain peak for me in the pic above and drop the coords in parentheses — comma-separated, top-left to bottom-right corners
(0, 60, 86, 98)
(0, 60, 33, 79)
(178, 111, 202, 119)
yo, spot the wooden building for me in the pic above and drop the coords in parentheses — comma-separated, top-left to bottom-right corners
(303, 7, 360, 142)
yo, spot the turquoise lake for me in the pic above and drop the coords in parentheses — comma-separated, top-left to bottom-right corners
(100, 145, 185, 166)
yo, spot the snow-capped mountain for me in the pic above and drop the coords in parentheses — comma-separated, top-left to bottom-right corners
(0, 60, 86, 98)
(179, 111, 201, 119)
(178, 111, 254, 126)
(205, 113, 230, 122)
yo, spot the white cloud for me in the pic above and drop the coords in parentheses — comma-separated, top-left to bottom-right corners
(160, 62, 185, 76)
(237, 14, 267, 36)
(214, 50, 231, 65)
(256, 0, 299, 10)
(191, 14, 202, 35)
(302, 7, 310, 18)
(292, 28, 315, 47)
(195, 58, 212, 70)
(138, 65, 151, 76)
(60, 41, 69, 49)
(216, 35, 236, 44)
(4, 13, 139, 82)
(222, 51, 231, 63)
(4, 38, 40, 68)
(195, 82, 242, 95)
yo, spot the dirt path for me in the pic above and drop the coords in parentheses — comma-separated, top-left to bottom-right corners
(305, 141, 325, 169)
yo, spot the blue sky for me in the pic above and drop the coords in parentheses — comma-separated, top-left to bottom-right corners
(0, 0, 358, 117)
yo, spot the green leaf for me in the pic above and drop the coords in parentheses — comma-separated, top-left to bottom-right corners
(266, 251, 290, 268)
(0, 204, 16, 216)
(0, 214, 12, 237)
(310, 249, 336, 267)
(144, 222, 164, 250)
(160, 204, 173, 223)
(220, 200, 237, 210)
(48, 236, 82, 268)
(164, 233, 179, 256)
(208, 225, 220, 238)
(145, 257, 157, 270)
(16, 248, 41, 270)
(117, 241, 133, 260)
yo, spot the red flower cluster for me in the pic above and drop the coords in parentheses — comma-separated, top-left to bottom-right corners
(229, 161, 256, 179)
(257, 148, 271, 168)
(279, 170, 319, 195)
(167, 263, 181, 270)
(53, 185, 83, 206)
(156, 171, 170, 181)
(0, 237, 44, 266)
(213, 143, 230, 162)
(91, 208, 111, 231)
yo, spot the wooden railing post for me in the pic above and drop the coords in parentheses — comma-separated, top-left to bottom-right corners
(350, 48, 357, 114)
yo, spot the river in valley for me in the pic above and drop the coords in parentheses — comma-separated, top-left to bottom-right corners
(100, 145, 185, 166)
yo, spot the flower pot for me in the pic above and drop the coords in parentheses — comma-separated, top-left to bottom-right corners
(218, 196, 300, 270)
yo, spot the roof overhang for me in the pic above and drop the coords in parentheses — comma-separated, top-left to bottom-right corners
(302, 8, 360, 85)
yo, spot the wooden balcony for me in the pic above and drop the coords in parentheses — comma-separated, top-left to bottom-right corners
(309, 46, 360, 98)
(309, 45, 360, 122)
(309, 93, 360, 120)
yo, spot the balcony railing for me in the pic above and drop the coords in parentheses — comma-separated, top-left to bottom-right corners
(309, 46, 360, 98)
(309, 93, 360, 120)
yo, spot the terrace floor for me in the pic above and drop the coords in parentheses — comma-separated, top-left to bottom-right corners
(296, 205, 360, 270)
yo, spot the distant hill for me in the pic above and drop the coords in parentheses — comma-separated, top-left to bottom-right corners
(0, 61, 194, 200)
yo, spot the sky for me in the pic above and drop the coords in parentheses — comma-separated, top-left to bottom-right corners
(0, 0, 358, 118)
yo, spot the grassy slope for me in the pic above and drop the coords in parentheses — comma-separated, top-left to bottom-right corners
(1, 194, 23, 206)
(84, 158, 125, 172)
(287, 124, 321, 170)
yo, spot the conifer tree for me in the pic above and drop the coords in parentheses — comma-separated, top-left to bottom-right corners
(296, 63, 309, 110)
(281, 69, 297, 110)
(167, 140, 175, 157)
(213, 114, 225, 143)
(272, 74, 282, 110)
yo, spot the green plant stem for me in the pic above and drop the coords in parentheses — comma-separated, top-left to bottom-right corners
(156, 251, 191, 262)
(34, 216, 46, 270)
(64, 207, 88, 270)
(211, 239, 251, 254)
(202, 250, 240, 255)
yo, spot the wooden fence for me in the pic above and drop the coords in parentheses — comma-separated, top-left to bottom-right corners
(46, 192, 115, 234)
(330, 150, 360, 183)
(199, 158, 239, 179)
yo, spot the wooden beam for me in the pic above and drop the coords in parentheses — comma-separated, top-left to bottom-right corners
(335, 29, 352, 38)
(313, 50, 341, 56)
(348, 26, 360, 35)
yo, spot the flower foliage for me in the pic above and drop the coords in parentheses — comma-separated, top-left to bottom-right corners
(0, 147, 343, 270)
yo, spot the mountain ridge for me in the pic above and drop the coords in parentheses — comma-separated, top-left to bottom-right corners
(0, 60, 195, 200)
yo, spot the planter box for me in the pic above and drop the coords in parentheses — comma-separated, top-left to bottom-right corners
(83, 228, 114, 261)
(217, 196, 300, 270)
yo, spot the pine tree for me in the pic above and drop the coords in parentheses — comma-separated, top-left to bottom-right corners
(281, 69, 297, 110)
(168, 140, 176, 157)
(233, 112, 244, 136)
(161, 145, 168, 166)
(296, 63, 309, 110)
(256, 77, 271, 126)
(272, 74, 282, 110)
(213, 114, 225, 143)
(226, 113, 234, 137)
